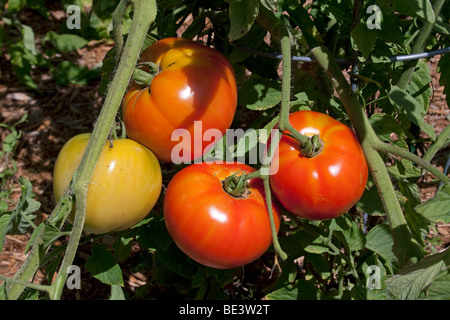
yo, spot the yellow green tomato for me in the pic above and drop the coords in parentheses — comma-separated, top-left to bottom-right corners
(53, 133, 162, 234)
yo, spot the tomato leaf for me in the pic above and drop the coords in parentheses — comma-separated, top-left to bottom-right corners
(226, 0, 260, 42)
(43, 31, 88, 53)
(330, 217, 366, 252)
(357, 186, 386, 216)
(393, 0, 435, 24)
(419, 269, 450, 300)
(407, 60, 432, 113)
(109, 285, 126, 300)
(0, 177, 39, 239)
(385, 247, 450, 300)
(238, 76, 281, 110)
(415, 182, 450, 224)
(264, 279, 320, 300)
(388, 85, 436, 140)
(85, 245, 124, 286)
(365, 224, 398, 274)
(53, 61, 101, 86)
(350, 22, 378, 60)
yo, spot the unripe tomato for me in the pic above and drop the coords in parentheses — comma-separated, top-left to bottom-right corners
(53, 134, 162, 234)
(269, 111, 368, 220)
(163, 162, 281, 269)
(122, 37, 238, 163)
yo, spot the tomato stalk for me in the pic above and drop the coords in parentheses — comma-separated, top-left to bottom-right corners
(47, 0, 157, 300)
(132, 61, 159, 87)
(223, 171, 248, 197)
(256, 5, 323, 159)
(395, 0, 446, 90)
(310, 46, 425, 267)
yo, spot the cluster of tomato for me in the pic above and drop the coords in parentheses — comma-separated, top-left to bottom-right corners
(53, 38, 368, 269)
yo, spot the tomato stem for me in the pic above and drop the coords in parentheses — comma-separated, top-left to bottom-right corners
(132, 62, 159, 87)
(48, 0, 157, 300)
(311, 46, 425, 267)
(257, 6, 322, 159)
(112, 0, 131, 60)
(223, 171, 247, 198)
(262, 176, 287, 261)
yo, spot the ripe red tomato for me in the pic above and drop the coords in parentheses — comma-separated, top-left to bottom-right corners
(122, 37, 237, 163)
(53, 134, 162, 234)
(163, 162, 281, 269)
(269, 110, 368, 220)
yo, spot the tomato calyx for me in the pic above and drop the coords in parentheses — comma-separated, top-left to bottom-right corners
(222, 171, 249, 198)
(300, 134, 324, 158)
(132, 61, 159, 87)
(284, 131, 324, 158)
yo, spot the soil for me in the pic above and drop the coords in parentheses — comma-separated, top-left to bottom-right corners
(0, 5, 449, 300)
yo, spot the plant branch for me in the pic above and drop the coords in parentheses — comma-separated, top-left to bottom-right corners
(374, 140, 450, 183)
(422, 124, 450, 164)
(395, 0, 446, 90)
(256, 5, 321, 157)
(5, 190, 73, 300)
(112, 0, 132, 60)
(48, 0, 157, 300)
(310, 46, 424, 267)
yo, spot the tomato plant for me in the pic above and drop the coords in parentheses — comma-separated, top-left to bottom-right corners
(269, 110, 369, 220)
(1, 0, 450, 303)
(53, 134, 162, 234)
(122, 37, 238, 163)
(163, 162, 281, 269)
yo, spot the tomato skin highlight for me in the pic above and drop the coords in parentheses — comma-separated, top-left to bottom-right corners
(122, 37, 238, 163)
(269, 111, 368, 220)
(163, 162, 281, 269)
(53, 134, 162, 234)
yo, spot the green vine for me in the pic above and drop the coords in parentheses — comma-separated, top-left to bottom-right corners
(4, 0, 157, 300)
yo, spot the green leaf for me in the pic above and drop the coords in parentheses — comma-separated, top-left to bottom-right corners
(3, 177, 39, 236)
(415, 182, 450, 224)
(365, 224, 397, 274)
(7, 0, 26, 13)
(8, 43, 38, 90)
(357, 186, 385, 216)
(85, 245, 124, 286)
(350, 22, 377, 59)
(304, 243, 330, 255)
(265, 280, 320, 300)
(393, 0, 435, 24)
(385, 248, 450, 300)
(369, 113, 407, 147)
(388, 85, 436, 140)
(153, 242, 195, 280)
(238, 76, 281, 110)
(226, 0, 260, 42)
(43, 31, 88, 53)
(109, 285, 126, 300)
(420, 269, 450, 300)
(53, 61, 101, 86)
(330, 216, 366, 252)
(286, 3, 323, 49)
(21, 24, 37, 55)
(0, 213, 12, 256)
(407, 60, 432, 112)
(387, 158, 422, 179)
